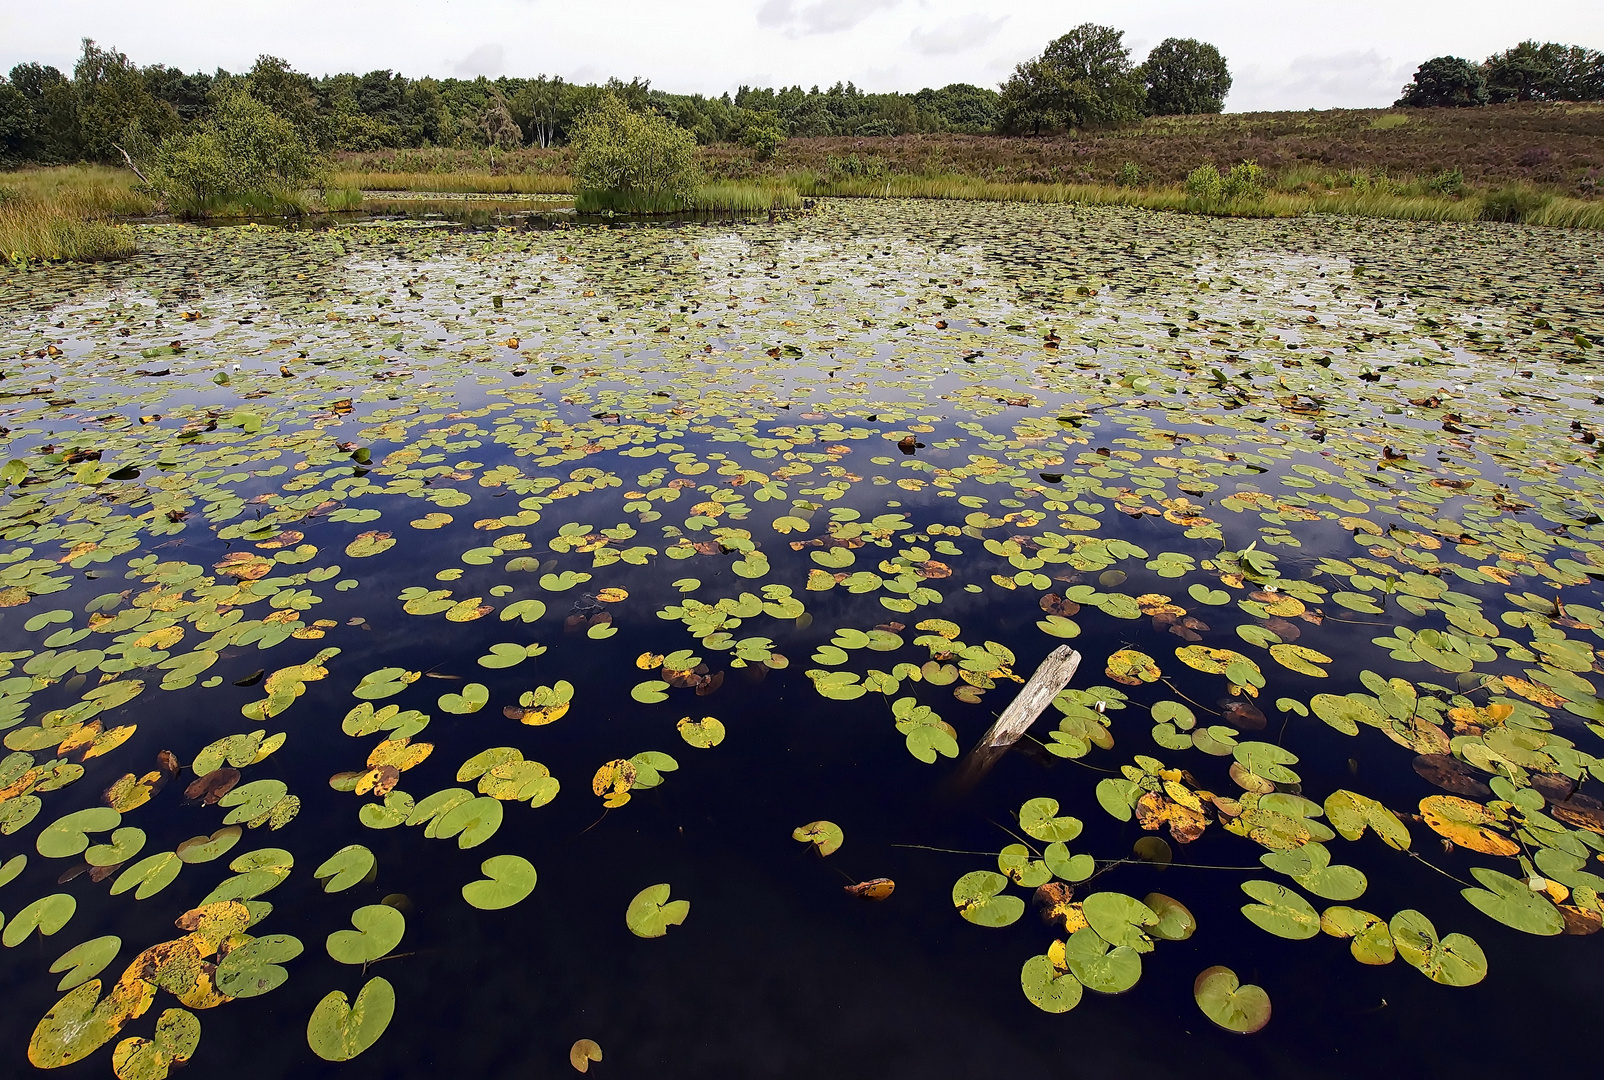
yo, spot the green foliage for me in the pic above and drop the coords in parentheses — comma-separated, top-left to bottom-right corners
(1396, 57, 1489, 108)
(1186, 160, 1265, 212)
(149, 87, 324, 217)
(1479, 185, 1553, 222)
(1000, 23, 1147, 134)
(1115, 161, 1144, 188)
(1484, 41, 1604, 103)
(1141, 38, 1232, 115)
(571, 93, 699, 209)
(739, 112, 786, 162)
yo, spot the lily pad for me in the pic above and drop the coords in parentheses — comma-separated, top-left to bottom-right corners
(314, 846, 376, 893)
(953, 870, 1024, 927)
(307, 976, 394, 1062)
(326, 904, 406, 964)
(461, 854, 537, 910)
(626, 883, 690, 938)
(1194, 966, 1271, 1033)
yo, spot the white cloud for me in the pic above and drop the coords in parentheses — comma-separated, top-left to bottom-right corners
(1233, 50, 1414, 111)
(909, 14, 1008, 56)
(452, 43, 505, 77)
(758, 0, 902, 36)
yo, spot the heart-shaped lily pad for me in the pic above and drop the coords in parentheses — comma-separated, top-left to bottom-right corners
(216, 934, 303, 998)
(1019, 797, 1083, 842)
(461, 854, 537, 910)
(626, 883, 690, 938)
(49, 936, 120, 991)
(36, 807, 121, 859)
(437, 683, 489, 714)
(110, 851, 182, 900)
(4, 893, 76, 947)
(326, 905, 405, 965)
(953, 870, 1024, 927)
(85, 826, 146, 868)
(307, 976, 394, 1061)
(1194, 965, 1271, 1033)
(314, 845, 376, 893)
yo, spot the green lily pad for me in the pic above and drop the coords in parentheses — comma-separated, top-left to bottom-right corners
(1021, 952, 1083, 1013)
(1063, 926, 1142, 994)
(1460, 867, 1565, 936)
(219, 779, 289, 825)
(792, 820, 844, 857)
(1194, 966, 1271, 1033)
(84, 826, 145, 867)
(1144, 893, 1197, 941)
(48, 936, 120, 991)
(1389, 909, 1487, 985)
(110, 851, 183, 900)
(1082, 892, 1160, 952)
(36, 807, 120, 858)
(314, 846, 376, 893)
(461, 854, 537, 910)
(326, 904, 406, 964)
(953, 870, 1024, 927)
(677, 715, 726, 748)
(1240, 880, 1320, 939)
(1019, 797, 1083, 842)
(3, 892, 76, 947)
(307, 976, 394, 1061)
(626, 883, 690, 938)
(216, 933, 303, 997)
(438, 683, 489, 714)
(434, 796, 503, 848)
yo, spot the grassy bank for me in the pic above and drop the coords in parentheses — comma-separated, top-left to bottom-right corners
(576, 181, 800, 214)
(792, 172, 1604, 227)
(335, 170, 574, 195)
(0, 167, 152, 262)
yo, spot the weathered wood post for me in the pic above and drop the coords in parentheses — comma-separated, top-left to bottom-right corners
(949, 645, 1082, 791)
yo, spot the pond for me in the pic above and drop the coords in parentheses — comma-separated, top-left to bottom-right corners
(1, 198, 1602, 1079)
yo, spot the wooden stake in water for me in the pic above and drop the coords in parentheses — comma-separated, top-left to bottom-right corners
(951, 645, 1082, 791)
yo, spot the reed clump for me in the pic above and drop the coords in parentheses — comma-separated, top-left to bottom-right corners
(0, 167, 150, 263)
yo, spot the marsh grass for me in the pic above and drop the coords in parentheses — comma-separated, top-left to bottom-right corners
(0, 167, 151, 262)
(321, 187, 364, 212)
(336, 171, 575, 195)
(166, 188, 311, 220)
(576, 182, 801, 214)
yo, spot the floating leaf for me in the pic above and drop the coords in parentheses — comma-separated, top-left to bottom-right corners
(676, 715, 725, 748)
(307, 977, 394, 1062)
(1240, 881, 1320, 940)
(1389, 910, 1488, 985)
(953, 870, 1024, 927)
(626, 883, 690, 938)
(792, 820, 844, 857)
(1460, 868, 1565, 936)
(314, 846, 376, 893)
(3, 893, 76, 946)
(216, 934, 302, 998)
(1194, 966, 1271, 1033)
(461, 855, 537, 910)
(570, 1039, 604, 1073)
(326, 904, 406, 964)
(49, 936, 120, 991)
(1019, 798, 1082, 842)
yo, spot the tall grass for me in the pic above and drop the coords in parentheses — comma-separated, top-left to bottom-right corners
(335, 171, 574, 195)
(165, 187, 310, 220)
(576, 182, 801, 214)
(0, 167, 151, 262)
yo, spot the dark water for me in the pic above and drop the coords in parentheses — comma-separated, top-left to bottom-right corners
(1, 199, 1602, 1079)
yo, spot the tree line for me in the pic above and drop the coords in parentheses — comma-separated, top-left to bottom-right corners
(0, 29, 1241, 168)
(1398, 41, 1603, 107)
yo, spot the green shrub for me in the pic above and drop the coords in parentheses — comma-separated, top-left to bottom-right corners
(739, 114, 787, 162)
(149, 87, 323, 217)
(1115, 161, 1144, 188)
(1185, 163, 1222, 203)
(1480, 186, 1553, 223)
(1220, 160, 1264, 201)
(570, 94, 699, 210)
(1426, 169, 1465, 196)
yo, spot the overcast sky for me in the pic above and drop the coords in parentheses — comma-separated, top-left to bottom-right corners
(1, 0, 1599, 111)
